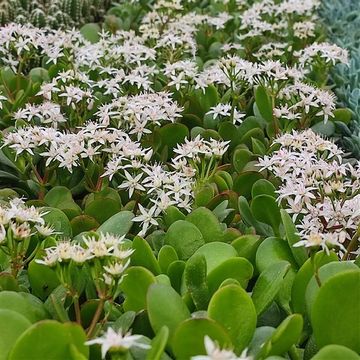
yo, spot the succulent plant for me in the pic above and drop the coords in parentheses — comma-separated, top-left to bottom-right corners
(0, 0, 112, 29)
(320, 0, 360, 158)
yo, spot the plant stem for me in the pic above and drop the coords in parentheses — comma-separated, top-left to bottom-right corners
(342, 227, 360, 261)
(73, 296, 81, 325)
(86, 298, 105, 338)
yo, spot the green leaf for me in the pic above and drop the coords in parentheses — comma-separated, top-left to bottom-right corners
(97, 210, 134, 236)
(291, 251, 338, 314)
(167, 261, 186, 293)
(255, 85, 273, 122)
(251, 195, 281, 236)
(172, 318, 231, 360)
(233, 171, 263, 199)
(131, 236, 161, 275)
(263, 314, 303, 357)
(232, 148, 253, 173)
(186, 207, 223, 243)
(28, 260, 60, 301)
(70, 215, 99, 236)
(164, 220, 205, 260)
(256, 237, 298, 273)
(191, 242, 237, 274)
(113, 311, 136, 333)
(0, 291, 47, 323)
(311, 270, 360, 353)
(184, 254, 209, 310)
(311, 121, 335, 137)
(163, 206, 185, 229)
(146, 326, 169, 360)
(44, 286, 69, 322)
(305, 261, 358, 317)
(0, 309, 31, 360)
(84, 198, 121, 224)
(80, 23, 101, 43)
(158, 245, 178, 273)
(333, 108, 352, 124)
(231, 235, 262, 263)
(208, 285, 257, 353)
(252, 261, 291, 315)
(44, 187, 81, 219)
(280, 210, 308, 267)
(252, 179, 276, 199)
(28, 68, 49, 83)
(312, 345, 360, 360)
(157, 123, 189, 158)
(0, 273, 19, 291)
(198, 85, 219, 113)
(238, 196, 273, 236)
(147, 284, 190, 343)
(8, 321, 88, 360)
(207, 257, 253, 294)
(121, 266, 156, 312)
(42, 207, 72, 237)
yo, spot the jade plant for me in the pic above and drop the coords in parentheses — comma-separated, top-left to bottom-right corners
(0, 0, 359, 359)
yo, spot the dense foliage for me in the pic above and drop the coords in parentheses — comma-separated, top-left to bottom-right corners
(0, 1, 359, 360)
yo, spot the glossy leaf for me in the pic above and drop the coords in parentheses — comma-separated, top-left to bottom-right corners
(252, 261, 291, 315)
(208, 285, 257, 353)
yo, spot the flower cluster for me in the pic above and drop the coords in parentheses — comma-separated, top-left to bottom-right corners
(0, 198, 56, 276)
(36, 232, 133, 300)
(259, 130, 360, 255)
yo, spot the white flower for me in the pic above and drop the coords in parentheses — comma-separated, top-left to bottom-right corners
(103, 259, 130, 277)
(206, 103, 232, 119)
(191, 336, 252, 360)
(85, 327, 150, 359)
(133, 204, 159, 237)
(118, 171, 145, 198)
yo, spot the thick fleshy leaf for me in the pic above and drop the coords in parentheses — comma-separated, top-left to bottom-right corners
(164, 220, 205, 260)
(231, 235, 262, 263)
(252, 261, 291, 315)
(0, 309, 31, 360)
(158, 245, 178, 273)
(186, 207, 223, 243)
(291, 251, 338, 314)
(97, 210, 134, 236)
(280, 210, 308, 267)
(207, 257, 253, 294)
(184, 254, 209, 310)
(42, 207, 72, 237)
(255, 85, 273, 122)
(312, 345, 360, 360)
(311, 270, 360, 353)
(232, 148, 253, 173)
(305, 261, 358, 317)
(8, 321, 88, 360)
(146, 326, 169, 360)
(251, 195, 281, 236)
(172, 318, 231, 359)
(0, 291, 47, 323)
(147, 284, 190, 342)
(256, 237, 298, 273)
(208, 285, 257, 352)
(191, 242, 237, 274)
(121, 266, 156, 312)
(263, 314, 303, 357)
(233, 172, 263, 199)
(251, 179, 276, 199)
(131, 236, 161, 275)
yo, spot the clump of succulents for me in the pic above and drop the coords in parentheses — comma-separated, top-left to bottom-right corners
(0, 0, 112, 28)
